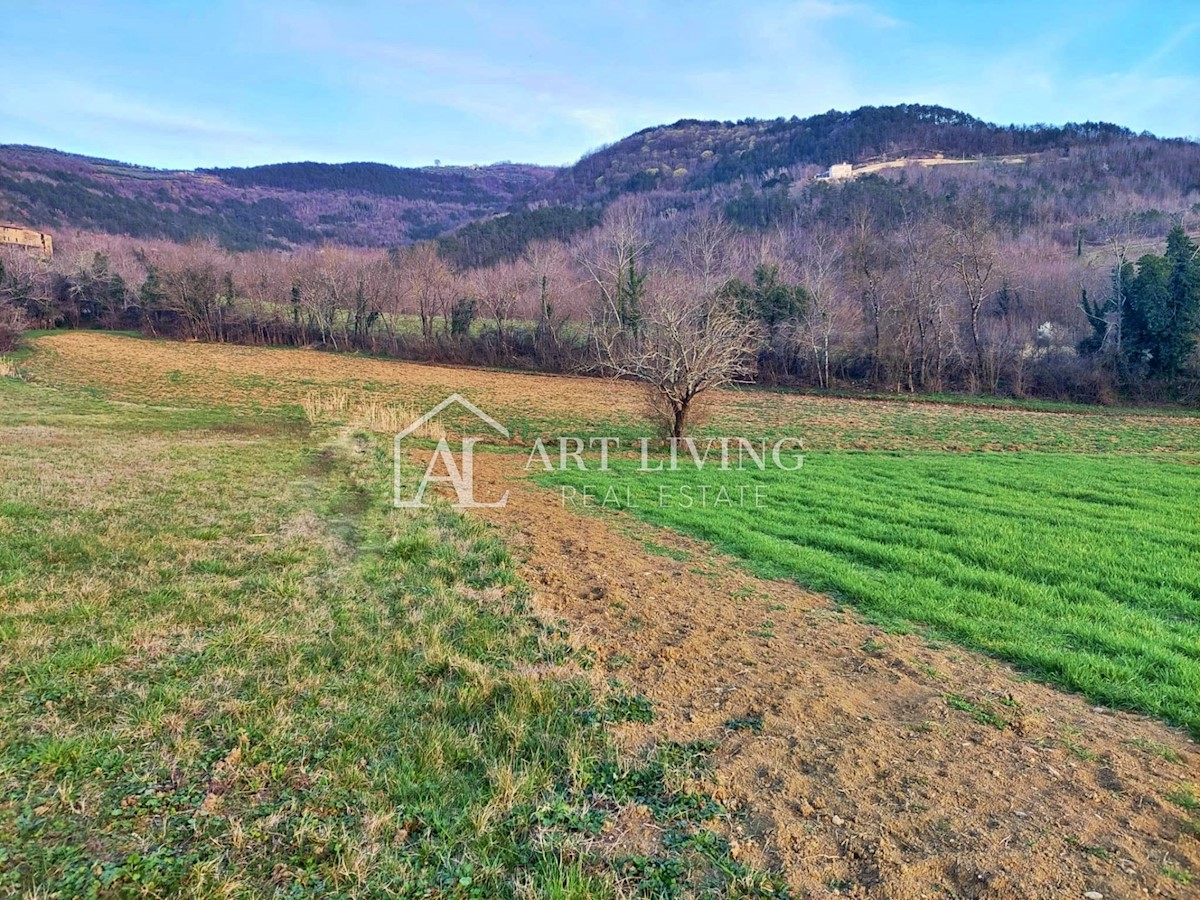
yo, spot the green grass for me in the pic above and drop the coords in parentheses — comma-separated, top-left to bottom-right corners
(541, 450, 1200, 735)
(751, 382, 1200, 419)
(1167, 785, 1199, 811)
(0, 370, 786, 897)
(11, 331, 1200, 891)
(944, 694, 1012, 730)
(1125, 737, 1184, 764)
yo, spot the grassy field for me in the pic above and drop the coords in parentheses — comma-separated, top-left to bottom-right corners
(542, 450, 1200, 734)
(0, 367, 782, 896)
(4, 332, 1200, 893)
(23, 331, 1200, 453)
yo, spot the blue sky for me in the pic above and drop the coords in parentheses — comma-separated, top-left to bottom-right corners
(3, 1, 1198, 169)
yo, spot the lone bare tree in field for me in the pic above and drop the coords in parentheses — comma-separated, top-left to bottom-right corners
(592, 274, 763, 438)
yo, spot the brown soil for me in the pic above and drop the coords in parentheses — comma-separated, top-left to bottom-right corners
(471, 453, 1200, 899)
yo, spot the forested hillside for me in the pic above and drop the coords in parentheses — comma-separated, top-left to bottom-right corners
(0, 146, 553, 250)
(4, 105, 1199, 405)
(439, 105, 1200, 267)
(530, 104, 1141, 204)
(5, 105, 1199, 259)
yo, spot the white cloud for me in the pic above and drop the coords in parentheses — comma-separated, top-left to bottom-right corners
(0, 78, 260, 143)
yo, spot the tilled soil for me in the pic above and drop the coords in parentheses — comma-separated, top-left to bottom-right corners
(472, 453, 1200, 899)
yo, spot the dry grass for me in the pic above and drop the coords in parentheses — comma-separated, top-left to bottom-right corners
(11, 330, 1198, 896)
(27, 331, 642, 426)
(0, 376, 635, 897)
(300, 388, 447, 439)
(27, 332, 1200, 453)
(0, 355, 23, 379)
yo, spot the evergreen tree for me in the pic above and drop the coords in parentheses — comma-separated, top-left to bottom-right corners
(1126, 253, 1171, 375)
(1121, 227, 1200, 379)
(721, 263, 807, 338)
(139, 268, 167, 310)
(1163, 226, 1200, 377)
(615, 255, 646, 334)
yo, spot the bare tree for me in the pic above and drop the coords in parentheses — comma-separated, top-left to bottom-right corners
(947, 199, 999, 390)
(579, 196, 652, 332)
(796, 228, 851, 389)
(291, 247, 356, 349)
(473, 259, 523, 354)
(522, 240, 578, 368)
(1094, 214, 1139, 368)
(672, 211, 735, 294)
(352, 256, 394, 350)
(396, 243, 453, 343)
(592, 272, 763, 438)
(894, 215, 956, 392)
(0, 247, 53, 326)
(0, 289, 30, 351)
(157, 256, 221, 341)
(847, 208, 894, 383)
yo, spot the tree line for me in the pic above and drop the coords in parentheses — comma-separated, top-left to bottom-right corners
(2, 198, 1197, 430)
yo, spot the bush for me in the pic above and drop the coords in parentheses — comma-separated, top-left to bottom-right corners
(0, 305, 29, 352)
(449, 297, 478, 337)
(1026, 351, 1117, 405)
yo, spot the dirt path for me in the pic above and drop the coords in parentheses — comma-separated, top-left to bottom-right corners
(472, 453, 1199, 899)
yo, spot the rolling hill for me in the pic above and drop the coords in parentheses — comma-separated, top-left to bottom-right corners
(526, 104, 1139, 204)
(3, 105, 1198, 259)
(0, 145, 553, 250)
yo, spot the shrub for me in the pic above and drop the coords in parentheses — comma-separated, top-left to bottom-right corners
(0, 305, 29, 353)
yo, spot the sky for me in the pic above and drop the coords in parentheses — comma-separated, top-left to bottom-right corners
(3, 1, 1199, 170)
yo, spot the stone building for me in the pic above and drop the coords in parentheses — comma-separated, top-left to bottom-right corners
(0, 223, 53, 258)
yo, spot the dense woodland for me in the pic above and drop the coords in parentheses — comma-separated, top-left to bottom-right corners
(532, 105, 1144, 204)
(3, 200, 1198, 408)
(0, 146, 552, 250)
(2, 105, 1199, 408)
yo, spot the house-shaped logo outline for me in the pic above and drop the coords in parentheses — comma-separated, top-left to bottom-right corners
(394, 392, 510, 442)
(393, 393, 509, 509)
